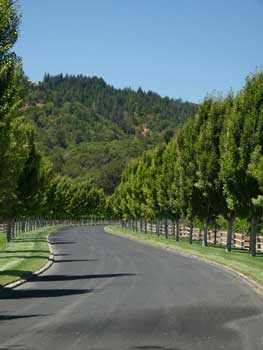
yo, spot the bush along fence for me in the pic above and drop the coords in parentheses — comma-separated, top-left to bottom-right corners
(0, 218, 120, 242)
(122, 219, 263, 256)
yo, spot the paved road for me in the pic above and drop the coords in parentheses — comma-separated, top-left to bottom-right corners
(0, 226, 262, 350)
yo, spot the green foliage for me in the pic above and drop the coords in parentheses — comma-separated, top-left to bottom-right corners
(44, 175, 108, 219)
(195, 96, 228, 222)
(0, 0, 25, 219)
(53, 137, 149, 194)
(114, 70, 263, 245)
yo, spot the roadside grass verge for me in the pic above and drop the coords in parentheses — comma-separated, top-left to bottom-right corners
(105, 225, 263, 288)
(0, 226, 58, 287)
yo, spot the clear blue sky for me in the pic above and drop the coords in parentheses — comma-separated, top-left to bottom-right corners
(15, 0, 263, 103)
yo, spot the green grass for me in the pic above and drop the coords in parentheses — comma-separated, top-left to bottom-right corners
(0, 226, 58, 287)
(105, 225, 263, 288)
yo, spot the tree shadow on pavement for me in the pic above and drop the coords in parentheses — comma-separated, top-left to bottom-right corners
(0, 347, 29, 350)
(50, 241, 76, 245)
(0, 313, 48, 321)
(0, 288, 95, 299)
(30, 273, 136, 282)
(54, 259, 98, 263)
(53, 253, 71, 256)
(131, 347, 181, 350)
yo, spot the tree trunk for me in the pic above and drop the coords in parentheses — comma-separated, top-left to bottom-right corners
(189, 220, 193, 244)
(11, 220, 15, 239)
(6, 220, 12, 242)
(22, 219, 25, 233)
(250, 217, 257, 257)
(164, 218, 168, 239)
(203, 218, 208, 247)
(176, 220, 180, 241)
(199, 227, 202, 241)
(172, 221, 175, 237)
(226, 218, 233, 252)
(213, 226, 217, 246)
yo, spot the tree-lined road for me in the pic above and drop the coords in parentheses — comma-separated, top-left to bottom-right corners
(0, 226, 262, 350)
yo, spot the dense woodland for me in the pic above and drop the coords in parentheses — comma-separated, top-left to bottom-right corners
(22, 74, 197, 192)
(113, 71, 263, 256)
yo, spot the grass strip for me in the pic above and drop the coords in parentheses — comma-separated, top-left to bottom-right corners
(105, 225, 263, 288)
(0, 226, 58, 287)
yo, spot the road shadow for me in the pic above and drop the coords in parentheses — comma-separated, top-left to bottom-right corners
(31, 273, 136, 282)
(53, 253, 71, 256)
(0, 313, 47, 321)
(0, 346, 29, 350)
(0, 288, 95, 299)
(131, 347, 180, 350)
(50, 241, 76, 245)
(54, 259, 98, 263)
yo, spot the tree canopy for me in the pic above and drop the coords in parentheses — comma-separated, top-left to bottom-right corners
(113, 70, 263, 256)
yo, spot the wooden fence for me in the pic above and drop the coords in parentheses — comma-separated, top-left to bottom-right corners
(124, 220, 263, 253)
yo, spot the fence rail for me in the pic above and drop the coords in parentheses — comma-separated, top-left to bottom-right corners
(123, 220, 263, 253)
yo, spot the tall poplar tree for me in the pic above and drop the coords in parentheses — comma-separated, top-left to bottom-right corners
(195, 97, 229, 247)
(0, 0, 23, 220)
(173, 119, 200, 244)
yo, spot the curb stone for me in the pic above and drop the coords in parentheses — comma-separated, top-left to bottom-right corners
(105, 226, 263, 297)
(0, 231, 56, 291)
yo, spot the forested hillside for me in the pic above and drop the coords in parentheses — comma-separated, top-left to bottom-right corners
(23, 75, 197, 192)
